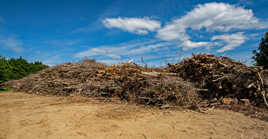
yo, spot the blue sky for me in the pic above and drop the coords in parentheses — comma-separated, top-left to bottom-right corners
(0, 0, 268, 66)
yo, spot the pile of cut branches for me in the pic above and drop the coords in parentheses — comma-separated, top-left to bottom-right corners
(1, 59, 199, 108)
(2, 54, 268, 109)
(168, 54, 268, 108)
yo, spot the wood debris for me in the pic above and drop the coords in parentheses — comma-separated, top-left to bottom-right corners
(2, 54, 268, 110)
(168, 54, 268, 108)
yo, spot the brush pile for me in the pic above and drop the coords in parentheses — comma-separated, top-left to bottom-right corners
(1, 59, 199, 107)
(3, 59, 105, 96)
(168, 54, 268, 108)
(2, 54, 268, 109)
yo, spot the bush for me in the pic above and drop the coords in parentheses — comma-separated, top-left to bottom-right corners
(0, 56, 48, 83)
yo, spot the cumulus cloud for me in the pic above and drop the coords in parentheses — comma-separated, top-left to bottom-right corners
(157, 2, 266, 41)
(0, 36, 24, 53)
(155, 2, 268, 52)
(97, 2, 268, 60)
(182, 40, 210, 48)
(211, 32, 246, 52)
(103, 17, 161, 34)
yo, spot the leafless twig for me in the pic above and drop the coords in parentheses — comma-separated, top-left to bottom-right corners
(257, 71, 268, 108)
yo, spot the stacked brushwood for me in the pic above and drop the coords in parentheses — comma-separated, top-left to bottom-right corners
(168, 54, 268, 108)
(2, 59, 105, 96)
(1, 59, 199, 108)
(82, 64, 199, 107)
(2, 54, 268, 109)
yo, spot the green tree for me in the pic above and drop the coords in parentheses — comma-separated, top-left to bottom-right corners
(253, 32, 268, 68)
(0, 56, 48, 83)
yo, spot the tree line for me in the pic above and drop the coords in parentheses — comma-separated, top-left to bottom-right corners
(0, 56, 48, 83)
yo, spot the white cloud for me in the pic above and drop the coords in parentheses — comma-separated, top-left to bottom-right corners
(78, 2, 268, 65)
(75, 47, 108, 58)
(211, 32, 246, 52)
(157, 2, 266, 42)
(127, 42, 172, 55)
(155, 2, 268, 51)
(0, 36, 24, 53)
(182, 3, 261, 31)
(182, 40, 210, 48)
(74, 39, 176, 66)
(103, 17, 161, 35)
(100, 3, 268, 52)
(157, 23, 188, 41)
(75, 47, 124, 59)
(74, 40, 167, 58)
(42, 55, 61, 66)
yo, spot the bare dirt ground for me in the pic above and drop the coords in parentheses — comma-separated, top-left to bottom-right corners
(0, 92, 268, 139)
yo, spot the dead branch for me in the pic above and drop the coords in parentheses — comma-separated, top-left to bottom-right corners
(257, 72, 268, 108)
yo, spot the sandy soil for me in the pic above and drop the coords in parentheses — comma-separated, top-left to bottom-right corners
(0, 92, 268, 139)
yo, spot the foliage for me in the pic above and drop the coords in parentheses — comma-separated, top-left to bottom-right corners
(0, 56, 48, 83)
(253, 32, 268, 68)
(0, 88, 12, 92)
